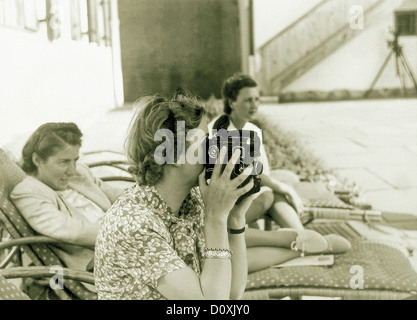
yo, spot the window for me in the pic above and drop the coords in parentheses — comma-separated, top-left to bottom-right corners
(0, 0, 37, 30)
(0, 0, 111, 46)
(396, 12, 417, 35)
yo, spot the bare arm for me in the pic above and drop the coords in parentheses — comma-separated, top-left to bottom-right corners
(227, 195, 256, 300)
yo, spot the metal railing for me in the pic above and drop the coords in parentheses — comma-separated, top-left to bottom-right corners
(257, 0, 387, 95)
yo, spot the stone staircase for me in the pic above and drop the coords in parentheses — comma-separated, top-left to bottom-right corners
(257, 0, 402, 96)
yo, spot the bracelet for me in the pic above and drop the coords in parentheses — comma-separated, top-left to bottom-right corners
(202, 247, 232, 259)
(228, 227, 246, 234)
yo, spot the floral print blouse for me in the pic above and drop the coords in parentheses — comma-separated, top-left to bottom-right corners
(94, 183, 206, 300)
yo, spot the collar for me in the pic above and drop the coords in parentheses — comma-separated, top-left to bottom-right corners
(133, 184, 204, 223)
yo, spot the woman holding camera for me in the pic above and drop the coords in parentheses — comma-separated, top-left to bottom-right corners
(94, 94, 258, 300)
(95, 93, 342, 300)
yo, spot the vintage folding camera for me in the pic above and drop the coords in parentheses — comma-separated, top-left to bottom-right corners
(205, 129, 263, 204)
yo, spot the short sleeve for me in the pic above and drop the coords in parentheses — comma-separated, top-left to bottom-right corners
(130, 223, 188, 289)
(94, 204, 188, 296)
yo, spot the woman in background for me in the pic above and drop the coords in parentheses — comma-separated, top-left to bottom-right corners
(208, 73, 351, 267)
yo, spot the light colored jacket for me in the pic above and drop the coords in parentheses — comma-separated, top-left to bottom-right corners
(11, 163, 125, 271)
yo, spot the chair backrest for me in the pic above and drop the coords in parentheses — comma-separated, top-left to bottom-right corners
(0, 149, 97, 300)
(0, 149, 43, 264)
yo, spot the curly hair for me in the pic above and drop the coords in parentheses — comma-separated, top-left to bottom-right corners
(21, 122, 83, 174)
(125, 93, 206, 186)
(222, 73, 258, 115)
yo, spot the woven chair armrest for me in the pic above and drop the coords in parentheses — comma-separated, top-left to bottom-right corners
(100, 176, 135, 182)
(0, 266, 95, 284)
(0, 246, 20, 269)
(0, 236, 64, 251)
(0, 236, 94, 251)
(87, 160, 129, 169)
(82, 150, 125, 157)
(86, 160, 135, 182)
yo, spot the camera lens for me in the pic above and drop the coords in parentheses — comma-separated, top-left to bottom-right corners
(208, 145, 219, 159)
(252, 161, 263, 176)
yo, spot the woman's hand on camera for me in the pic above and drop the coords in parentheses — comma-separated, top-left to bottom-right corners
(198, 147, 255, 221)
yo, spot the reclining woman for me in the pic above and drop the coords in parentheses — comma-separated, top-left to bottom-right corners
(93, 94, 336, 300)
(11, 122, 125, 276)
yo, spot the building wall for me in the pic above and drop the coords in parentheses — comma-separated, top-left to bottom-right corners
(252, 0, 417, 96)
(0, 25, 115, 149)
(253, 0, 322, 49)
(118, 0, 243, 101)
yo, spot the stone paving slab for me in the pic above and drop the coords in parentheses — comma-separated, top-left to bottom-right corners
(82, 109, 135, 153)
(261, 99, 417, 215)
(335, 168, 393, 191)
(308, 139, 368, 155)
(406, 145, 417, 156)
(361, 147, 417, 167)
(365, 189, 417, 215)
(317, 153, 380, 170)
(367, 165, 417, 189)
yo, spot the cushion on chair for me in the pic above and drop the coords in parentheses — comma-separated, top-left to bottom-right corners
(0, 275, 30, 300)
(246, 239, 417, 298)
(0, 149, 35, 239)
(294, 182, 353, 209)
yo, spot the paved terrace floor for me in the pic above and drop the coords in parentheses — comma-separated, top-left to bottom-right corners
(80, 98, 417, 217)
(261, 98, 417, 216)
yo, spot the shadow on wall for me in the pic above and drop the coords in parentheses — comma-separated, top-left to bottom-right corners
(118, 0, 242, 102)
(190, 70, 218, 100)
